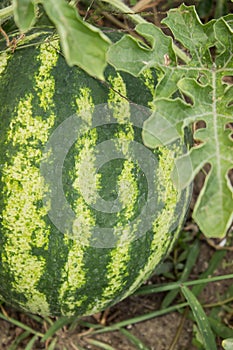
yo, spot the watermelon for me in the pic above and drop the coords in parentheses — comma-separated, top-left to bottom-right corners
(0, 28, 191, 317)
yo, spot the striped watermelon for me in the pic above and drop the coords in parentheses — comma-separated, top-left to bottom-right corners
(0, 28, 191, 316)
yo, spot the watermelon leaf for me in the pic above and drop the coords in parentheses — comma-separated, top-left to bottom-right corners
(41, 0, 111, 80)
(107, 22, 177, 76)
(12, 0, 37, 32)
(108, 4, 233, 238)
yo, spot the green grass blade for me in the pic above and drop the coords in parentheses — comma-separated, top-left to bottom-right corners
(85, 338, 116, 350)
(66, 317, 82, 332)
(27, 313, 45, 324)
(8, 330, 31, 350)
(41, 316, 76, 341)
(78, 320, 103, 330)
(191, 250, 226, 296)
(162, 239, 200, 308)
(90, 302, 188, 335)
(0, 312, 44, 337)
(120, 328, 150, 350)
(208, 317, 233, 339)
(181, 285, 217, 350)
(47, 337, 58, 350)
(24, 335, 38, 350)
(135, 274, 233, 295)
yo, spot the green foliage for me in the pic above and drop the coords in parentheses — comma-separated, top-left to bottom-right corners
(222, 338, 233, 350)
(41, 0, 111, 79)
(108, 5, 233, 238)
(196, 0, 229, 19)
(0, 1, 232, 348)
(181, 285, 217, 350)
(13, 0, 37, 31)
(0, 0, 111, 79)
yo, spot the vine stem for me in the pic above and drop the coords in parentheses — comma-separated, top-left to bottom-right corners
(0, 1, 190, 64)
(173, 44, 191, 64)
(101, 0, 147, 24)
(101, 0, 191, 64)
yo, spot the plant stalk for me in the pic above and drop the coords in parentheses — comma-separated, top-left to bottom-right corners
(1, 1, 191, 64)
(101, 0, 147, 24)
(101, 0, 191, 64)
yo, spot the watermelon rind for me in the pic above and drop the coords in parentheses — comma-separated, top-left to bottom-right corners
(0, 29, 192, 316)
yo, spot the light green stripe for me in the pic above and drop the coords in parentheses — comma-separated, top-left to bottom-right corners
(74, 88, 100, 205)
(1, 41, 58, 315)
(96, 75, 138, 307)
(2, 98, 54, 315)
(0, 51, 10, 76)
(59, 229, 88, 314)
(35, 40, 59, 110)
(117, 160, 139, 221)
(121, 145, 182, 300)
(7, 94, 55, 147)
(108, 73, 130, 123)
(140, 69, 155, 96)
(115, 124, 134, 155)
(73, 129, 100, 205)
(101, 161, 139, 303)
(59, 88, 97, 314)
(76, 87, 94, 126)
(140, 69, 155, 109)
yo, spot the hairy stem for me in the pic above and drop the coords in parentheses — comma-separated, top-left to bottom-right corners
(101, 0, 191, 64)
(101, 0, 147, 24)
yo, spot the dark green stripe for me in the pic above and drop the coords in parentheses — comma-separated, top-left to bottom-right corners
(0, 39, 59, 315)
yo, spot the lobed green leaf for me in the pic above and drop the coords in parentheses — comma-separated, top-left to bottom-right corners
(107, 22, 176, 76)
(108, 4, 233, 238)
(162, 4, 215, 66)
